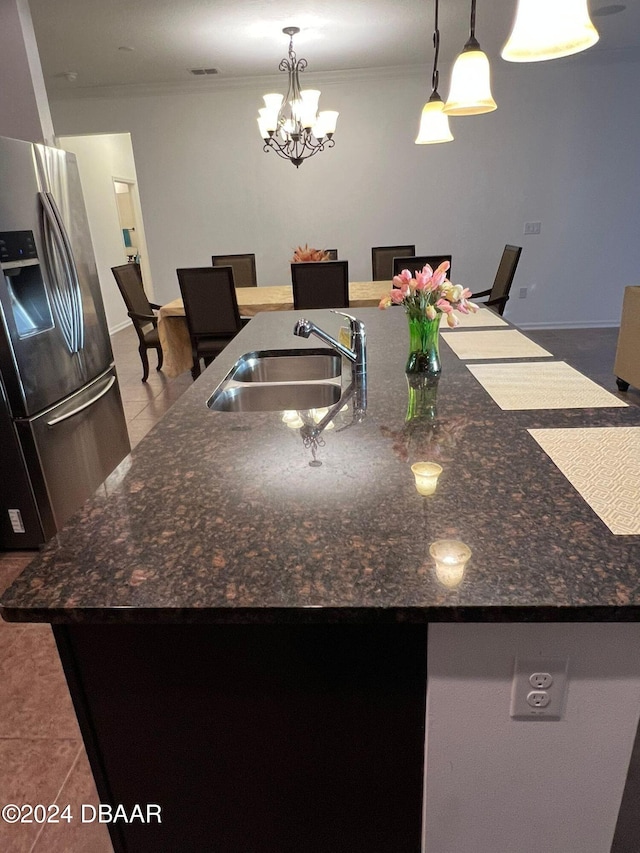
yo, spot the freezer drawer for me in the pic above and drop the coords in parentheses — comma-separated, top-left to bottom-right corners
(15, 367, 130, 538)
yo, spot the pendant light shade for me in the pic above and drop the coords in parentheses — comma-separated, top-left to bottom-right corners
(501, 0, 599, 63)
(416, 95, 454, 144)
(415, 0, 453, 145)
(444, 43, 496, 115)
(444, 0, 497, 116)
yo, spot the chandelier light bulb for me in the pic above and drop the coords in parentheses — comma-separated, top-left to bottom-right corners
(501, 0, 599, 62)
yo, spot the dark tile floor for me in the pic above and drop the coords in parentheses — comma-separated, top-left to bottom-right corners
(0, 323, 637, 852)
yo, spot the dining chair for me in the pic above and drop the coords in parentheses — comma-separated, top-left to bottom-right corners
(212, 253, 257, 288)
(112, 263, 163, 382)
(371, 245, 416, 281)
(176, 266, 244, 379)
(472, 245, 522, 316)
(392, 255, 453, 281)
(291, 260, 350, 310)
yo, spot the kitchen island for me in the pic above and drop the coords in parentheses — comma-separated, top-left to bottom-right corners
(2, 307, 640, 853)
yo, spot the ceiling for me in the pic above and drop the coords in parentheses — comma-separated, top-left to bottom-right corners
(28, 0, 638, 96)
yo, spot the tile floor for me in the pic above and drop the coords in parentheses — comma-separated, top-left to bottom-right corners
(0, 325, 191, 853)
(0, 323, 638, 852)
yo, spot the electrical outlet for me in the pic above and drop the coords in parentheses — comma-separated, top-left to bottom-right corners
(510, 657, 568, 720)
(524, 221, 541, 235)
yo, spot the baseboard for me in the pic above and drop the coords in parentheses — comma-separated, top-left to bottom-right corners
(514, 320, 620, 331)
(109, 319, 132, 336)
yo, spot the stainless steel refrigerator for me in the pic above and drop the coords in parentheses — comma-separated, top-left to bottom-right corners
(0, 135, 130, 549)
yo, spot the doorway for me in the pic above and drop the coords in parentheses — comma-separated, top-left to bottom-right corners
(114, 179, 140, 264)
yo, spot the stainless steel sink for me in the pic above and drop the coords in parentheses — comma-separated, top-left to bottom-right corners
(208, 383, 341, 413)
(229, 349, 342, 383)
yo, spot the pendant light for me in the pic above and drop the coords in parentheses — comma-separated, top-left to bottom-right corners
(415, 0, 453, 144)
(501, 0, 599, 63)
(444, 0, 496, 116)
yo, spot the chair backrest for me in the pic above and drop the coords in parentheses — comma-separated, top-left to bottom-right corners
(392, 254, 453, 281)
(112, 263, 155, 339)
(176, 266, 242, 339)
(487, 245, 522, 313)
(371, 245, 416, 281)
(291, 260, 349, 310)
(212, 253, 257, 288)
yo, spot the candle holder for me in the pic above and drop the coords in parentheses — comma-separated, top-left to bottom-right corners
(411, 461, 443, 495)
(429, 539, 471, 588)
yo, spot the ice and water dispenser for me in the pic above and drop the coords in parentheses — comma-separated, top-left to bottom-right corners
(1, 230, 53, 339)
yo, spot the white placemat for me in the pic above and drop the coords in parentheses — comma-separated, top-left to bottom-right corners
(467, 361, 628, 410)
(440, 306, 508, 329)
(528, 427, 640, 535)
(442, 329, 552, 359)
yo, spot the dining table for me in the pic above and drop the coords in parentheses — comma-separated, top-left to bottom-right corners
(157, 280, 393, 378)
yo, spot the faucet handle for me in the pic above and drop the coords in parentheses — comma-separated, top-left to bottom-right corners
(331, 310, 365, 334)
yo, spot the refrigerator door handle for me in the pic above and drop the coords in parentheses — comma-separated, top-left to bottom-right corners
(46, 375, 116, 427)
(38, 191, 84, 353)
(44, 191, 84, 352)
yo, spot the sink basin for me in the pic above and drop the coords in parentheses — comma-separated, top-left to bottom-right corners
(208, 383, 341, 413)
(230, 349, 342, 383)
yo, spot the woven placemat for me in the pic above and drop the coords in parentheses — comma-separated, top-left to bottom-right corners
(442, 329, 552, 359)
(441, 307, 508, 329)
(467, 361, 628, 410)
(528, 427, 640, 535)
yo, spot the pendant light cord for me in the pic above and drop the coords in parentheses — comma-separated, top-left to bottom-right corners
(470, 0, 476, 39)
(431, 0, 440, 93)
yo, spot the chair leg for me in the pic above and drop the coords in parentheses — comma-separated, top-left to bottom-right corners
(191, 353, 201, 380)
(156, 346, 163, 371)
(139, 344, 150, 382)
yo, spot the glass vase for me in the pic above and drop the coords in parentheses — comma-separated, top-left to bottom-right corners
(405, 314, 441, 422)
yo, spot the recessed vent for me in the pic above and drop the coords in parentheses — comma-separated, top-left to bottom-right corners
(190, 68, 219, 76)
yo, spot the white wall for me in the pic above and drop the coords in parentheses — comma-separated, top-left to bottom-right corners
(57, 133, 152, 333)
(425, 623, 640, 853)
(49, 51, 640, 327)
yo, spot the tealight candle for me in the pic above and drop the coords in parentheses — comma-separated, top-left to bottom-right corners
(410, 461, 443, 495)
(429, 540, 472, 588)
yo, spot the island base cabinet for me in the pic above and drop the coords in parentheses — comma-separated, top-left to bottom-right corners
(54, 623, 427, 853)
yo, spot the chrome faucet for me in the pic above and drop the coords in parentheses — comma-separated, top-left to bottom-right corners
(293, 311, 367, 377)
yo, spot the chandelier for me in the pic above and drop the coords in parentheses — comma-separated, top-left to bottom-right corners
(257, 27, 339, 168)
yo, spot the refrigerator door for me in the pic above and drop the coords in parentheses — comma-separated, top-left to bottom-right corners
(13, 366, 131, 539)
(0, 136, 112, 417)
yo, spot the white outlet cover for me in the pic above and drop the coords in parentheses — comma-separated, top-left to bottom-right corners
(510, 657, 568, 721)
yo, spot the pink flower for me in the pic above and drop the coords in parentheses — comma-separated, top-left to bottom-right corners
(434, 260, 450, 276)
(461, 287, 473, 299)
(378, 296, 392, 309)
(420, 264, 434, 278)
(436, 298, 453, 314)
(390, 289, 405, 305)
(392, 269, 413, 287)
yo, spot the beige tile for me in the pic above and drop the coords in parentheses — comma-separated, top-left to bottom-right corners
(0, 738, 79, 853)
(0, 627, 80, 740)
(32, 748, 113, 853)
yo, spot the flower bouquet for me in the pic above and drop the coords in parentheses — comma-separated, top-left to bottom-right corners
(378, 260, 475, 328)
(291, 244, 332, 263)
(379, 261, 476, 414)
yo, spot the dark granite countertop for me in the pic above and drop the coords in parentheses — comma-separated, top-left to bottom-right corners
(2, 307, 639, 624)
